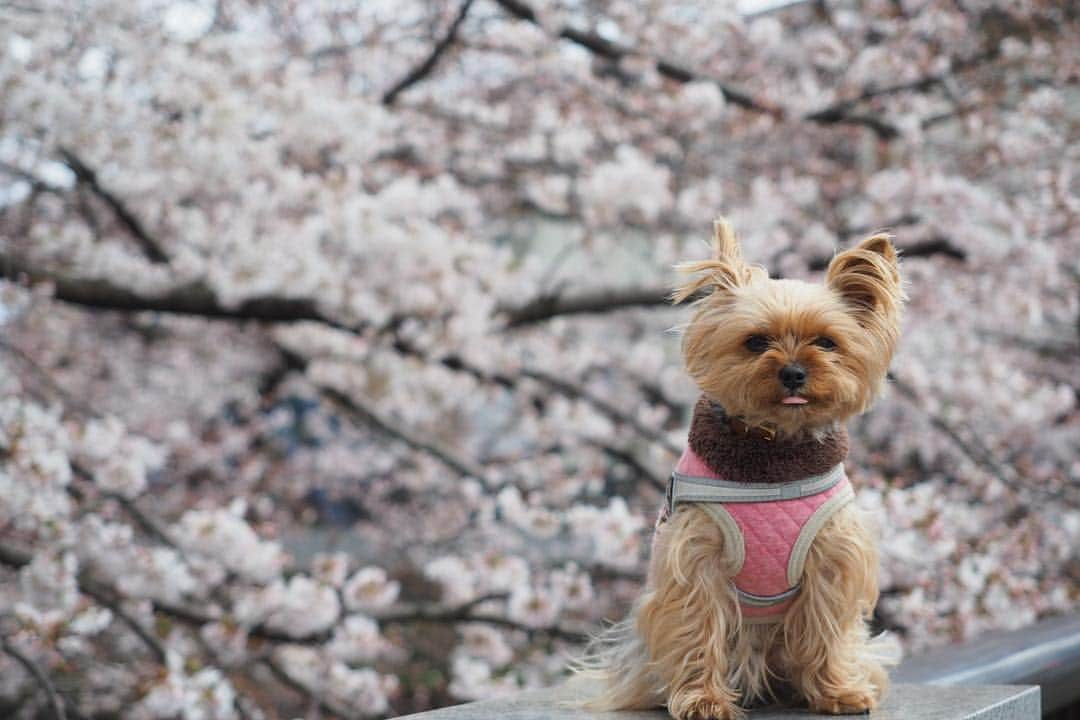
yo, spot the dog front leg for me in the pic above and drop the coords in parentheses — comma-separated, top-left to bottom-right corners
(783, 504, 889, 714)
(638, 506, 742, 720)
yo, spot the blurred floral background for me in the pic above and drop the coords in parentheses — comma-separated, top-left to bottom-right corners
(0, 0, 1077, 717)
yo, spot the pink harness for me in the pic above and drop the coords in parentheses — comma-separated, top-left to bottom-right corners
(656, 448, 853, 620)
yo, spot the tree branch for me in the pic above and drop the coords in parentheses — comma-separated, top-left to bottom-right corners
(320, 385, 494, 485)
(391, 340, 681, 461)
(1, 637, 68, 720)
(0, 273, 676, 496)
(620, 370, 688, 417)
(382, 0, 475, 105)
(0, 543, 335, 717)
(498, 285, 673, 328)
(150, 597, 336, 646)
(77, 579, 169, 664)
(521, 367, 680, 456)
(9, 243, 979, 479)
(277, 343, 513, 490)
(587, 439, 667, 492)
(373, 593, 588, 642)
(0, 542, 164, 665)
(0, 540, 329, 653)
(490, 0, 781, 117)
(500, 236, 968, 327)
(0, 542, 32, 569)
(490, 0, 908, 138)
(804, 48, 1006, 136)
(804, 76, 946, 134)
(0, 338, 100, 418)
(57, 149, 170, 264)
(0, 162, 64, 193)
(105, 490, 181, 550)
(0, 252, 353, 330)
(393, 340, 517, 390)
(451, 612, 587, 642)
(888, 374, 1078, 506)
(807, 235, 967, 271)
(374, 591, 508, 622)
(5, 234, 963, 334)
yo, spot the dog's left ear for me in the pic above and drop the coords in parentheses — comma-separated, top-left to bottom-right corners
(826, 234, 904, 323)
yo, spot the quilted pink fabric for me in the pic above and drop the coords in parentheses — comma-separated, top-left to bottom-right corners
(662, 448, 850, 618)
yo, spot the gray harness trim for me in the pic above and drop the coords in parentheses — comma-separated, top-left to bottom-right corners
(736, 584, 803, 607)
(666, 462, 846, 513)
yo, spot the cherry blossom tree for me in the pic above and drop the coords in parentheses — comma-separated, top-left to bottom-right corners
(1, 0, 1077, 717)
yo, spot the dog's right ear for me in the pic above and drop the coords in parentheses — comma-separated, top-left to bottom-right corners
(671, 217, 756, 304)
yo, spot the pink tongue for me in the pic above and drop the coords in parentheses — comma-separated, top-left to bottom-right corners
(782, 397, 808, 405)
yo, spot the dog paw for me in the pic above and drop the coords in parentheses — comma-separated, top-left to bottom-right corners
(669, 693, 741, 720)
(809, 687, 879, 715)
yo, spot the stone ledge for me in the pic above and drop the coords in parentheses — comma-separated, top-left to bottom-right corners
(393, 680, 1040, 719)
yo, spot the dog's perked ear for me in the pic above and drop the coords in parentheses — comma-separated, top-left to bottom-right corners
(671, 217, 761, 304)
(825, 234, 905, 325)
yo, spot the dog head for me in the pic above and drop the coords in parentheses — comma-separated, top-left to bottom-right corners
(674, 219, 905, 438)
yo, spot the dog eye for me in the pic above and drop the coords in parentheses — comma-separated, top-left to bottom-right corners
(813, 337, 837, 350)
(744, 335, 770, 353)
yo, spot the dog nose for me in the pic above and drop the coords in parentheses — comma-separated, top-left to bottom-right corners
(779, 363, 807, 391)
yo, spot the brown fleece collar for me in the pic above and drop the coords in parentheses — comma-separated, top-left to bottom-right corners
(687, 397, 849, 484)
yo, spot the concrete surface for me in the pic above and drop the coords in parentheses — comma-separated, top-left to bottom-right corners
(894, 612, 1080, 714)
(393, 679, 1040, 719)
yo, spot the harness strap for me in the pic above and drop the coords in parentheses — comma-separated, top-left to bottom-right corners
(787, 481, 855, 585)
(737, 584, 803, 607)
(666, 462, 846, 513)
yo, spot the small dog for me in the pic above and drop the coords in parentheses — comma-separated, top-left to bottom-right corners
(578, 219, 905, 719)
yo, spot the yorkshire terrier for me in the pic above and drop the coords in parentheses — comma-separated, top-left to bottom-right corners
(578, 219, 905, 719)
